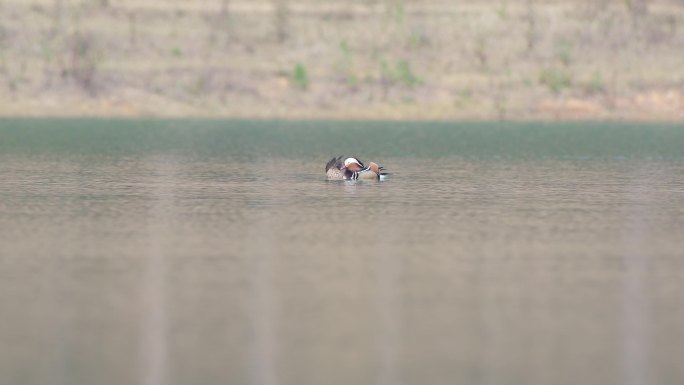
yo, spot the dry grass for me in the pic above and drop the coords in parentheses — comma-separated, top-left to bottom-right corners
(0, 0, 683, 120)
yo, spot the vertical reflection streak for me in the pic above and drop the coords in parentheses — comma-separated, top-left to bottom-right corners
(375, 230, 403, 385)
(141, 239, 167, 385)
(141, 158, 170, 385)
(620, 168, 654, 385)
(247, 174, 277, 385)
(248, 248, 276, 385)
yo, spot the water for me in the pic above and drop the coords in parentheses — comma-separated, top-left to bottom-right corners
(1, 119, 683, 385)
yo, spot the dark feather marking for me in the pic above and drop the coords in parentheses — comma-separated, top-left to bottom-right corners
(325, 157, 337, 172)
(326, 155, 347, 172)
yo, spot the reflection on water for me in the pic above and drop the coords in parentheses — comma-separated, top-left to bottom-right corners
(1, 120, 684, 385)
(141, 157, 172, 385)
(620, 166, 656, 385)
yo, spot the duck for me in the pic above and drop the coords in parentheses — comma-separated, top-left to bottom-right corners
(325, 156, 387, 181)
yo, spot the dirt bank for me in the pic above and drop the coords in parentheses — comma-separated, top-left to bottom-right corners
(1, 0, 683, 120)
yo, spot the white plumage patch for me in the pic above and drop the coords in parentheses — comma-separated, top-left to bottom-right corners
(344, 158, 363, 168)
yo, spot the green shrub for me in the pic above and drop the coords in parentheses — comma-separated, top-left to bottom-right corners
(388, 0, 405, 24)
(556, 40, 573, 67)
(539, 67, 571, 94)
(291, 63, 309, 90)
(587, 70, 605, 94)
(378, 59, 422, 88)
(497, 1, 509, 20)
(395, 60, 422, 87)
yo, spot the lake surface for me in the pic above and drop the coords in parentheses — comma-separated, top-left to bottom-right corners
(1, 119, 683, 385)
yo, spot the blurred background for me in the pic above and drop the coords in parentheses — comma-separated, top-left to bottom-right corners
(2, 3, 684, 385)
(0, 0, 682, 120)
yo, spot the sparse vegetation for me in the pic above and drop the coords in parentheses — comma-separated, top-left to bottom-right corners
(378, 58, 422, 88)
(0, 24, 7, 77)
(395, 60, 421, 88)
(539, 67, 572, 94)
(587, 70, 606, 95)
(127, 11, 137, 47)
(556, 40, 573, 67)
(524, 0, 537, 53)
(497, 1, 509, 20)
(387, 0, 406, 24)
(0, 0, 681, 120)
(337, 40, 358, 88)
(68, 31, 100, 94)
(474, 35, 488, 70)
(291, 63, 309, 90)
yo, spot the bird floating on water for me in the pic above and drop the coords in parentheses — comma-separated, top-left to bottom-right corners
(325, 156, 387, 181)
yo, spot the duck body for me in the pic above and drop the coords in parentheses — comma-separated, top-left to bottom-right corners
(325, 156, 351, 180)
(325, 156, 387, 181)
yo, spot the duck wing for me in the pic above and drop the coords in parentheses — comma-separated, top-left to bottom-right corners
(325, 155, 345, 172)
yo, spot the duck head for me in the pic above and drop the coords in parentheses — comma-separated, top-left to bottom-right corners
(343, 157, 365, 172)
